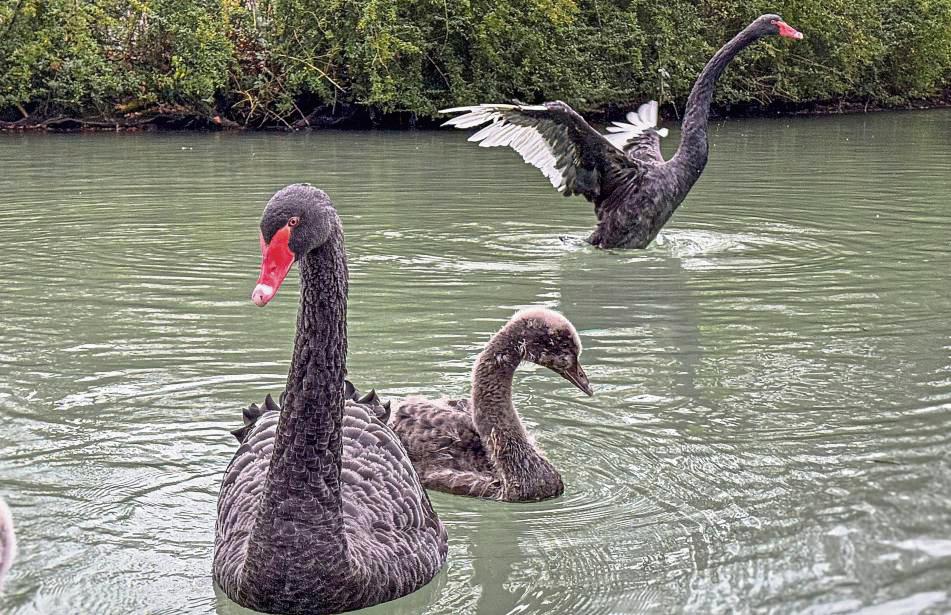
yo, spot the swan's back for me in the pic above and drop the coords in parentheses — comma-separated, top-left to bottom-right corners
(214, 408, 278, 596)
(337, 402, 447, 600)
(391, 397, 491, 473)
(390, 397, 502, 498)
(214, 395, 447, 611)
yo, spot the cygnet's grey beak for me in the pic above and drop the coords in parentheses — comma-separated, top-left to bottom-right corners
(560, 363, 594, 396)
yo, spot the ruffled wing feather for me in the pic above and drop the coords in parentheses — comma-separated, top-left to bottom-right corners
(602, 100, 669, 159)
(441, 101, 645, 204)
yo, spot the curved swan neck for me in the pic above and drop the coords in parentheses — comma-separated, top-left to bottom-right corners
(272, 226, 348, 511)
(471, 328, 524, 443)
(471, 325, 561, 500)
(242, 224, 349, 582)
(672, 23, 765, 182)
(286, 226, 349, 414)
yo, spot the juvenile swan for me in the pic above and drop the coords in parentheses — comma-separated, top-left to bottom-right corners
(0, 497, 14, 590)
(390, 308, 593, 502)
(213, 185, 447, 615)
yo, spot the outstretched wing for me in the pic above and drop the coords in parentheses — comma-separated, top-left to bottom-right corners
(602, 100, 668, 165)
(422, 468, 501, 499)
(440, 100, 645, 204)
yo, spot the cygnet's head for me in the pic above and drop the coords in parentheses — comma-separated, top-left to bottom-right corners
(504, 308, 593, 396)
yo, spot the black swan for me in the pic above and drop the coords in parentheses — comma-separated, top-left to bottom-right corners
(213, 184, 448, 614)
(440, 14, 803, 249)
(0, 497, 14, 590)
(389, 308, 592, 502)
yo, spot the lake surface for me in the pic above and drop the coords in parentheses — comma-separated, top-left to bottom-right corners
(1, 110, 950, 614)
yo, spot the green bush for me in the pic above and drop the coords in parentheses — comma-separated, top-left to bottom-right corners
(0, 0, 948, 125)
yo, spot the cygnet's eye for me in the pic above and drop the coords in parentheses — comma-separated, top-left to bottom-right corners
(288, 216, 300, 227)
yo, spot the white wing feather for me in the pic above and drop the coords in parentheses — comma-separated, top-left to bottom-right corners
(440, 100, 666, 193)
(441, 105, 566, 191)
(602, 100, 668, 151)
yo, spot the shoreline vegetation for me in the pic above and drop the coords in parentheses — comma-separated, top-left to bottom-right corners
(1, 96, 948, 133)
(2, 0, 949, 132)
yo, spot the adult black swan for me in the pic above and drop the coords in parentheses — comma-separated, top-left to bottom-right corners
(213, 184, 448, 614)
(390, 308, 592, 502)
(441, 14, 803, 249)
(0, 496, 14, 591)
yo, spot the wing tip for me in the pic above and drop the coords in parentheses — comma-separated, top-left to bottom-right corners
(438, 106, 475, 115)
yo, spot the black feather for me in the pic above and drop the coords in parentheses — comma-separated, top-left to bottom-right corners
(358, 389, 379, 405)
(233, 382, 391, 444)
(379, 400, 392, 424)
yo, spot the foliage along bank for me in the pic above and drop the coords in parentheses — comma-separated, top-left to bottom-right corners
(1, 0, 949, 130)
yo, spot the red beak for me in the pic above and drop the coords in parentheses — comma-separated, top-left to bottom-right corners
(252, 225, 295, 307)
(776, 20, 803, 40)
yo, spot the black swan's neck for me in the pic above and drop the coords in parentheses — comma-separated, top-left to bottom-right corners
(672, 24, 765, 184)
(471, 328, 556, 494)
(242, 226, 349, 580)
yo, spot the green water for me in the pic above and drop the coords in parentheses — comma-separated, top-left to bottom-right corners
(1, 110, 950, 614)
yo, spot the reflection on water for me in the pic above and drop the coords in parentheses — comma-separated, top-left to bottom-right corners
(1, 110, 950, 614)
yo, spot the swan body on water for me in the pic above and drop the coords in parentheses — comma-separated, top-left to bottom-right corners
(391, 308, 592, 502)
(213, 185, 447, 614)
(441, 15, 803, 249)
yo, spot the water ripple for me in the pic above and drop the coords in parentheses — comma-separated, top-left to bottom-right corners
(1, 113, 951, 614)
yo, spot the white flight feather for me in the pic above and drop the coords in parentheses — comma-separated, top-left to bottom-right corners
(601, 100, 668, 151)
(442, 105, 567, 191)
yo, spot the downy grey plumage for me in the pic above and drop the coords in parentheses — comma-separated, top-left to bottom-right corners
(390, 308, 593, 502)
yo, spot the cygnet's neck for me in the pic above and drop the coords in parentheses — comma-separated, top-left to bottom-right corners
(471, 327, 526, 443)
(471, 324, 560, 499)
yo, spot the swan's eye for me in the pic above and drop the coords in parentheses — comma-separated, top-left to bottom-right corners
(288, 216, 300, 228)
